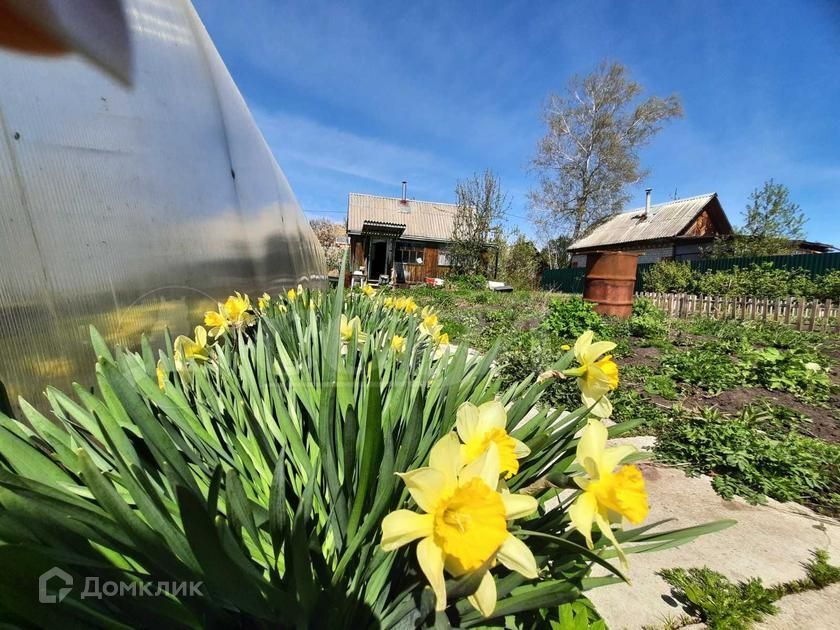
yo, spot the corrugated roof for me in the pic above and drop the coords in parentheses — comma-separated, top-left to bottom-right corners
(568, 193, 720, 251)
(347, 193, 457, 242)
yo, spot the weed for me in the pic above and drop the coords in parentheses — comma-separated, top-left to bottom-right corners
(655, 402, 840, 515)
(658, 567, 777, 629)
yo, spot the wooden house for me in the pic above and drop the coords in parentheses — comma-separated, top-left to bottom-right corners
(346, 189, 457, 284)
(567, 192, 732, 266)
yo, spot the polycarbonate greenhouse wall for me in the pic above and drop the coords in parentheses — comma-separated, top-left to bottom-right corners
(541, 252, 840, 293)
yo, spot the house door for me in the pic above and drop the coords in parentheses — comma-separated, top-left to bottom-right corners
(368, 240, 388, 280)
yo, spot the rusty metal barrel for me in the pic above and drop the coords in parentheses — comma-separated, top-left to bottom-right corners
(583, 252, 639, 318)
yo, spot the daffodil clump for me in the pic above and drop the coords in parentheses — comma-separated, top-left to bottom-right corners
(0, 273, 733, 628)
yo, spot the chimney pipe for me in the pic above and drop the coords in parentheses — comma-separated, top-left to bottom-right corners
(644, 188, 652, 217)
(401, 181, 407, 204)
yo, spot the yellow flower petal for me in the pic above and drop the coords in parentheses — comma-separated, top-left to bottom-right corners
(501, 492, 538, 520)
(600, 444, 637, 475)
(456, 402, 481, 443)
(428, 432, 461, 488)
(467, 569, 497, 618)
(573, 330, 595, 362)
(460, 442, 501, 488)
(417, 537, 447, 612)
(477, 400, 507, 431)
(397, 467, 447, 513)
(582, 340, 617, 365)
(568, 492, 597, 549)
(512, 438, 530, 459)
(594, 509, 627, 568)
(576, 419, 608, 479)
(497, 534, 539, 579)
(380, 510, 433, 551)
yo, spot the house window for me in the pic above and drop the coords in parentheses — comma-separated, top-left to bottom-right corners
(396, 243, 424, 265)
(438, 249, 451, 266)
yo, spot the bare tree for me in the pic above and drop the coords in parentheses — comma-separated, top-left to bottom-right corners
(529, 61, 683, 241)
(451, 170, 509, 275)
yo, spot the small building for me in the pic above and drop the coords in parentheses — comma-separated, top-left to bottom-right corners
(347, 189, 457, 284)
(567, 192, 732, 266)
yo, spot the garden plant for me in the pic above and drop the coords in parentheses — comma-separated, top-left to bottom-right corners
(0, 273, 733, 627)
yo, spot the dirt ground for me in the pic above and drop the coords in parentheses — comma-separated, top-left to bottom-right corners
(620, 342, 840, 444)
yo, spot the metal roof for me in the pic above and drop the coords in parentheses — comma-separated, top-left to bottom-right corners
(568, 193, 724, 251)
(347, 193, 457, 242)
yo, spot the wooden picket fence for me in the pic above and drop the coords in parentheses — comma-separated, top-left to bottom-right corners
(636, 291, 840, 332)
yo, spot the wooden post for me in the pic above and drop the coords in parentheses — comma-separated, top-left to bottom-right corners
(809, 299, 818, 331)
(797, 298, 805, 331)
(785, 297, 793, 325)
(774, 298, 781, 322)
(824, 299, 833, 333)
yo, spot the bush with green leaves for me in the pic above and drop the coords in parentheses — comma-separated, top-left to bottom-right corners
(447, 274, 487, 291)
(0, 281, 730, 627)
(655, 402, 840, 515)
(541, 296, 603, 340)
(628, 297, 668, 339)
(642, 260, 694, 293)
(739, 346, 834, 404)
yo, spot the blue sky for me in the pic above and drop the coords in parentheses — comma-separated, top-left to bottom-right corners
(193, 0, 840, 246)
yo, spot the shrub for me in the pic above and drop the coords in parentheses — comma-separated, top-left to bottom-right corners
(629, 297, 668, 338)
(661, 344, 745, 393)
(447, 273, 487, 291)
(541, 296, 603, 340)
(642, 260, 694, 293)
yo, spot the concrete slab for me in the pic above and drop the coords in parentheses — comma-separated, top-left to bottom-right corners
(756, 583, 840, 629)
(586, 460, 840, 629)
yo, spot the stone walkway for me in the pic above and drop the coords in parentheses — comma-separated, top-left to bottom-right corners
(586, 438, 840, 629)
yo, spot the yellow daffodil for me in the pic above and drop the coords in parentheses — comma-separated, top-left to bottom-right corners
(204, 308, 227, 338)
(419, 313, 439, 336)
(457, 401, 530, 479)
(381, 434, 539, 617)
(421, 305, 437, 319)
(340, 314, 367, 344)
(560, 344, 571, 351)
(257, 292, 271, 311)
(390, 334, 406, 354)
(403, 297, 418, 314)
(223, 292, 251, 325)
(432, 331, 452, 359)
(287, 288, 297, 302)
(567, 330, 619, 418)
(568, 419, 648, 566)
(383, 297, 395, 309)
(156, 361, 166, 391)
(173, 326, 209, 372)
(362, 284, 376, 297)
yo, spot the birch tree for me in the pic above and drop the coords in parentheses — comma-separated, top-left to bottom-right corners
(529, 61, 683, 241)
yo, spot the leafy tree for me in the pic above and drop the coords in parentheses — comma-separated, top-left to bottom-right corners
(712, 180, 807, 257)
(309, 217, 346, 272)
(502, 232, 545, 290)
(451, 169, 508, 275)
(529, 61, 683, 241)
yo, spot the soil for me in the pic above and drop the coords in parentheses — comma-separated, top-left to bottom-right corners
(622, 345, 662, 369)
(681, 387, 840, 444)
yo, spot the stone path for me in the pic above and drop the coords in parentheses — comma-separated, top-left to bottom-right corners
(585, 437, 840, 629)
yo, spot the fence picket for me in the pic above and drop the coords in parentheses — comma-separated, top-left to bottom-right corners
(627, 291, 836, 329)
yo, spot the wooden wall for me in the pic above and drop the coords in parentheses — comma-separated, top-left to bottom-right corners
(348, 236, 451, 284)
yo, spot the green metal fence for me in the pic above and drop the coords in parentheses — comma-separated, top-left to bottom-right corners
(541, 252, 840, 293)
